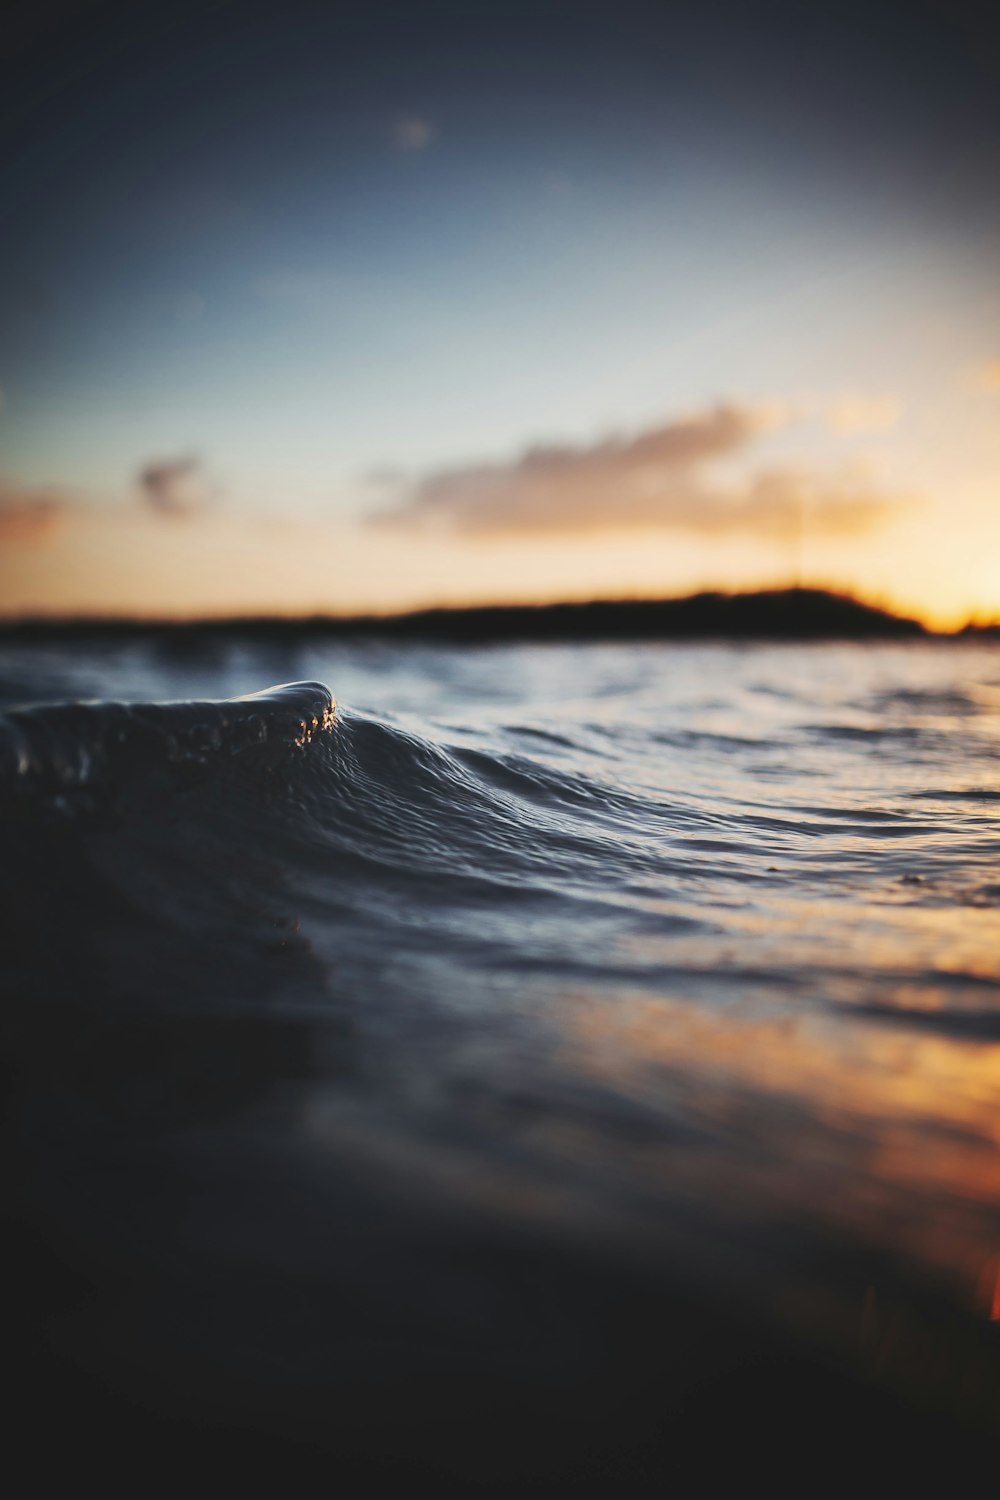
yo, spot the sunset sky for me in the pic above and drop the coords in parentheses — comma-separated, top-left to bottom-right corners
(2, 0, 998, 626)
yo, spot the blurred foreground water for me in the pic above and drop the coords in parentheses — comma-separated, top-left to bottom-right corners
(3, 636, 1000, 1486)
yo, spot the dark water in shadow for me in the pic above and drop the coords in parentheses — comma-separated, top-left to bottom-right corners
(3, 640, 1000, 1487)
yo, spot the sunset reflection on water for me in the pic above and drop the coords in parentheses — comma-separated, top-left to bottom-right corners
(553, 980, 1000, 1412)
(5, 636, 1000, 1471)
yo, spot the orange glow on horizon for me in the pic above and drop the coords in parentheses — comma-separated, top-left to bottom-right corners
(1, 475, 999, 631)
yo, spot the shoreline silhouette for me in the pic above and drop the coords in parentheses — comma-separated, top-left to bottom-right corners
(2, 586, 991, 643)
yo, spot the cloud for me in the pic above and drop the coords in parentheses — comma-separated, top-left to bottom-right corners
(371, 401, 907, 541)
(825, 394, 902, 434)
(375, 403, 783, 536)
(390, 115, 437, 153)
(720, 468, 908, 538)
(137, 456, 217, 518)
(0, 482, 69, 543)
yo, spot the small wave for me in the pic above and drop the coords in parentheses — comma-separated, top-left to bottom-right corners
(650, 728, 764, 749)
(0, 680, 336, 792)
(960, 883, 1000, 908)
(866, 687, 981, 716)
(908, 788, 1000, 803)
(852, 1003, 1000, 1041)
(504, 724, 581, 750)
(805, 723, 927, 743)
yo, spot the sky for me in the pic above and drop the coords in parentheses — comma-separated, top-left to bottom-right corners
(1, 0, 998, 625)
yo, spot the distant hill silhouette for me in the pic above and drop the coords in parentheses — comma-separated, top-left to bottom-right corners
(355, 589, 928, 642)
(955, 621, 1000, 640)
(0, 588, 936, 642)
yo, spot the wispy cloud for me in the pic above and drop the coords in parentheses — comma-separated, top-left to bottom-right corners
(372, 402, 910, 540)
(137, 456, 217, 518)
(390, 115, 437, 153)
(0, 482, 69, 543)
(718, 467, 909, 538)
(825, 394, 902, 434)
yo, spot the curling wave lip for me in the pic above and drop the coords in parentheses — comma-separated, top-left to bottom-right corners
(0, 680, 337, 790)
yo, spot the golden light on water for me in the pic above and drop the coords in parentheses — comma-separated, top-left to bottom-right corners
(555, 983, 1000, 1426)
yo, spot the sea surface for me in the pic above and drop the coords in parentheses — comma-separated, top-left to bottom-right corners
(4, 635, 1000, 1485)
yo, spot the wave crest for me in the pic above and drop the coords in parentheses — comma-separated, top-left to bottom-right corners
(0, 680, 336, 791)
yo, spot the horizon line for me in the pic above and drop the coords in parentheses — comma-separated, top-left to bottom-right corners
(1, 585, 997, 638)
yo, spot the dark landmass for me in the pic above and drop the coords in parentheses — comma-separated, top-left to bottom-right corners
(956, 622, 1000, 639)
(0, 588, 951, 643)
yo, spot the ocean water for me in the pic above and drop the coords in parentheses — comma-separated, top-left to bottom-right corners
(4, 635, 1000, 1484)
